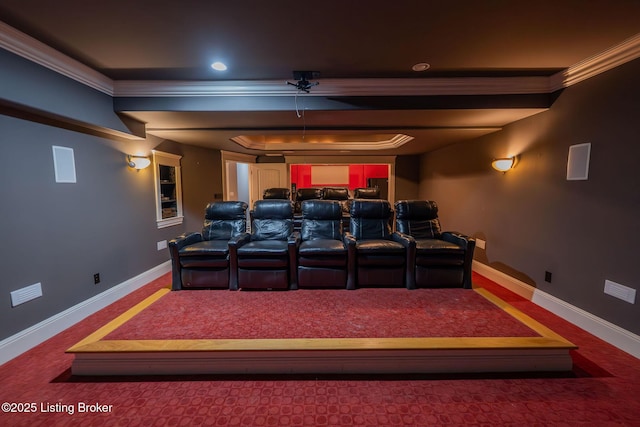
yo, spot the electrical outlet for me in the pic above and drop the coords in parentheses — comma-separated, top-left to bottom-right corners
(544, 271, 552, 283)
(157, 240, 168, 250)
(94, 273, 100, 284)
(475, 238, 486, 250)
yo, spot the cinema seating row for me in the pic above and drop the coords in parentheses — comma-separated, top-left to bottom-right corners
(169, 199, 475, 291)
(263, 186, 381, 232)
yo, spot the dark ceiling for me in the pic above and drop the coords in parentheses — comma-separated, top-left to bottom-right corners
(1, 0, 639, 155)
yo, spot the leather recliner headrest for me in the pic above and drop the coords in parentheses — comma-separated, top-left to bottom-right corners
(204, 201, 248, 220)
(296, 187, 324, 201)
(262, 187, 291, 200)
(350, 199, 392, 218)
(252, 200, 294, 219)
(322, 187, 349, 200)
(354, 187, 380, 199)
(301, 200, 342, 220)
(394, 200, 439, 220)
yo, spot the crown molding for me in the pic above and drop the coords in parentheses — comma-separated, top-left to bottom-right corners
(550, 33, 640, 91)
(1, 20, 639, 98)
(0, 21, 114, 95)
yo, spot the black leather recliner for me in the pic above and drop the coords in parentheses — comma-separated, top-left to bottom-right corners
(322, 187, 351, 232)
(262, 187, 291, 200)
(295, 187, 324, 211)
(293, 187, 324, 231)
(236, 200, 299, 290)
(347, 200, 415, 289)
(394, 200, 475, 289)
(297, 200, 355, 289)
(169, 201, 249, 290)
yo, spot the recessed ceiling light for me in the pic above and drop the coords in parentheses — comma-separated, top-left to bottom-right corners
(211, 61, 227, 71)
(412, 62, 430, 72)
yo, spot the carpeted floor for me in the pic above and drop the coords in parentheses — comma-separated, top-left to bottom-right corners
(105, 287, 539, 340)
(1, 272, 639, 426)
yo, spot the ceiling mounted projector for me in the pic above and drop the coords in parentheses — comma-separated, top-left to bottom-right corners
(287, 70, 320, 93)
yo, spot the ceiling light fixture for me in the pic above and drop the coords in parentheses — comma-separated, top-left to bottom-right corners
(211, 61, 227, 71)
(412, 62, 431, 72)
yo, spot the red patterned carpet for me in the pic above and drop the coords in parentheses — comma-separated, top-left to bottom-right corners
(105, 288, 538, 340)
(1, 272, 640, 426)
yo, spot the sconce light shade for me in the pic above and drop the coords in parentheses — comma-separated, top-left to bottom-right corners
(127, 155, 151, 170)
(491, 157, 515, 172)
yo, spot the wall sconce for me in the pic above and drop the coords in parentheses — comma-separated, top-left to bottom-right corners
(127, 155, 151, 170)
(491, 157, 516, 172)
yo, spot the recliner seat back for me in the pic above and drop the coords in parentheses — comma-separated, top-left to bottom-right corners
(300, 200, 342, 241)
(251, 200, 294, 241)
(395, 200, 442, 239)
(350, 200, 393, 240)
(294, 188, 324, 213)
(202, 201, 248, 240)
(322, 187, 351, 214)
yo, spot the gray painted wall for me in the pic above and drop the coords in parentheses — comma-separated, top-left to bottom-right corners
(419, 58, 640, 335)
(0, 50, 225, 341)
(0, 49, 139, 137)
(395, 155, 420, 201)
(180, 144, 224, 232)
(0, 114, 173, 339)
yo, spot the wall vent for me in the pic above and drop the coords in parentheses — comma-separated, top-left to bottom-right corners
(604, 280, 636, 304)
(10, 283, 43, 307)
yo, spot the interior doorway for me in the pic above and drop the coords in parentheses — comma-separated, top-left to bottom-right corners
(224, 160, 251, 227)
(223, 152, 289, 230)
(249, 163, 288, 205)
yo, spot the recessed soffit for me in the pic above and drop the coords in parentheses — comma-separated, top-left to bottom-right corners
(231, 133, 414, 151)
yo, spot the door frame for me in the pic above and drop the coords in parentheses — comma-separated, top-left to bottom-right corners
(221, 151, 256, 202)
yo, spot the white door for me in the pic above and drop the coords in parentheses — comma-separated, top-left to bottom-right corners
(249, 163, 288, 208)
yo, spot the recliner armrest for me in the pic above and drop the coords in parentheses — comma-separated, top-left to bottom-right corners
(442, 231, 476, 289)
(168, 232, 203, 291)
(288, 231, 301, 247)
(343, 232, 357, 246)
(441, 231, 474, 250)
(229, 232, 251, 248)
(228, 232, 251, 291)
(343, 232, 357, 290)
(391, 231, 415, 249)
(392, 232, 416, 289)
(288, 231, 301, 289)
(169, 232, 203, 251)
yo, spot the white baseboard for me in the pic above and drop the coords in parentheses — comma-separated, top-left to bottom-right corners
(473, 260, 640, 359)
(0, 261, 171, 365)
(472, 261, 536, 300)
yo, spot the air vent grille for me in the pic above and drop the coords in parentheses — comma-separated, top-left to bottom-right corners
(10, 283, 43, 307)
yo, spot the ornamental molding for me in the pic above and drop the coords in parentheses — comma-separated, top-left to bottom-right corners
(549, 33, 640, 91)
(231, 133, 414, 151)
(1, 21, 639, 97)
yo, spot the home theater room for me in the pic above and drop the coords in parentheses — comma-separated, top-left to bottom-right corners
(1, 1, 639, 426)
